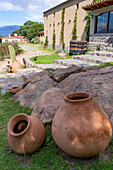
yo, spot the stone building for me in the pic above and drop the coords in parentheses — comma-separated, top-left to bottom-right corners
(43, 0, 93, 51)
(82, 0, 113, 50)
(0, 35, 25, 43)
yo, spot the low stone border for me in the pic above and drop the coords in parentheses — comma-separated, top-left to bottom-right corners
(25, 56, 40, 68)
(25, 56, 67, 70)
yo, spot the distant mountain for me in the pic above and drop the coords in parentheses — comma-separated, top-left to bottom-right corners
(0, 25, 20, 36)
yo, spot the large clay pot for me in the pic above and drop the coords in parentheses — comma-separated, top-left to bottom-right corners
(7, 113, 45, 154)
(52, 92, 112, 158)
(11, 60, 23, 73)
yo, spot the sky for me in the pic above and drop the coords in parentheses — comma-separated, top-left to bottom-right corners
(0, 0, 65, 27)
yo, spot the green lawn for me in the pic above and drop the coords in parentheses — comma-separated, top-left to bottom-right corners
(24, 43, 56, 55)
(0, 92, 113, 169)
(30, 54, 71, 64)
(98, 62, 113, 68)
(91, 62, 113, 68)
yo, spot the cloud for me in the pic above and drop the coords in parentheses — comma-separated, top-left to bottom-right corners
(25, 14, 42, 21)
(28, 4, 39, 11)
(0, 0, 66, 23)
(0, 1, 23, 11)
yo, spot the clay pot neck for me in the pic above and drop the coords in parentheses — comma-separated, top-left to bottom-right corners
(64, 92, 92, 103)
(7, 113, 30, 137)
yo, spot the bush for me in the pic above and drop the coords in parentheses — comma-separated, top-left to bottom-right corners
(44, 36, 48, 49)
(17, 48, 23, 54)
(30, 37, 39, 44)
(0, 42, 23, 61)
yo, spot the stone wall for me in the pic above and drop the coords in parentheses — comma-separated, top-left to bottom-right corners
(88, 34, 113, 51)
(89, 5, 113, 51)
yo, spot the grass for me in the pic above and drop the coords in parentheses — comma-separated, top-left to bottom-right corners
(0, 92, 80, 169)
(30, 54, 71, 64)
(0, 71, 8, 74)
(0, 92, 113, 169)
(23, 43, 56, 55)
(98, 62, 113, 68)
(91, 62, 113, 68)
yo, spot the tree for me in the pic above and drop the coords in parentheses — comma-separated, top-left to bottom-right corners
(24, 20, 34, 26)
(27, 22, 44, 40)
(11, 21, 44, 40)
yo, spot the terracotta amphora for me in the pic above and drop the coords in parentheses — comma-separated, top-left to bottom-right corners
(11, 60, 23, 73)
(52, 92, 112, 158)
(7, 113, 45, 154)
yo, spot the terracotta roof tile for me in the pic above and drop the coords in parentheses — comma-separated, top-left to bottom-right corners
(0, 36, 24, 39)
(39, 31, 44, 34)
(82, 0, 113, 11)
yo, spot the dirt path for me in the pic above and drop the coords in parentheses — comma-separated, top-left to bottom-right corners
(0, 45, 42, 73)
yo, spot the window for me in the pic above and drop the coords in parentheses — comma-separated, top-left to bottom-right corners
(76, 3, 79, 10)
(96, 12, 108, 33)
(95, 11, 113, 33)
(108, 11, 113, 33)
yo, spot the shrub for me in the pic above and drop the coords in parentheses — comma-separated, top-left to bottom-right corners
(72, 9, 77, 40)
(60, 9, 65, 50)
(17, 48, 23, 54)
(0, 42, 23, 61)
(44, 36, 48, 49)
(52, 22, 56, 50)
(30, 37, 39, 44)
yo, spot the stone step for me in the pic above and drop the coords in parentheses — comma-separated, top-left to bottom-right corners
(35, 63, 67, 70)
(105, 47, 113, 52)
(87, 51, 113, 57)
(72, 55, 113, 64)
(54, 59, 99, 67)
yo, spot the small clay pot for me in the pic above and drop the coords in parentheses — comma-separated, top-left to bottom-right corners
(10, 87, 21, 94)
(7, 113, 45, 154)
(52, 92, 112, 158)
(11, 60, 23, 73)
(58, 50, 66, 58)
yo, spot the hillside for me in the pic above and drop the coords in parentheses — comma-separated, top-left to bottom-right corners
(0, 25, 20, 36)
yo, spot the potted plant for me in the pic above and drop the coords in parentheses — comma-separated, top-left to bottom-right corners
(8, 45, 23, 73)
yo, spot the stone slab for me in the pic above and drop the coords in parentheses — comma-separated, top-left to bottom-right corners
(0, 73, 24, 94)
(87, 51, 113, 58)
(54, 59, 99, 67)
(72, 55, 113, 64)
(33, 64, 67, 70)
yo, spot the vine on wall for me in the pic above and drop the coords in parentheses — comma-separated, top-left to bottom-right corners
(85, 0, 99, 42)
(52, 22, 56, 50)
(72, 9, 77, 40)
(60, 9, 65, 50)
(44, 36, 48, 49)
(85, 11, 91, 42)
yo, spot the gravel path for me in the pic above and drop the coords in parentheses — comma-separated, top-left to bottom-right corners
(0, 45, 41, 73)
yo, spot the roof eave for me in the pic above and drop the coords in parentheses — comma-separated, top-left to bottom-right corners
(82, 0, 113, 11)
(43, 0, 71, 14)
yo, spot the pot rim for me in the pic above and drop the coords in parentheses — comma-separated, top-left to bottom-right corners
(7, 113, 30, 137)
(64, 92, 92, 103)
(10, 87, 21, 90)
